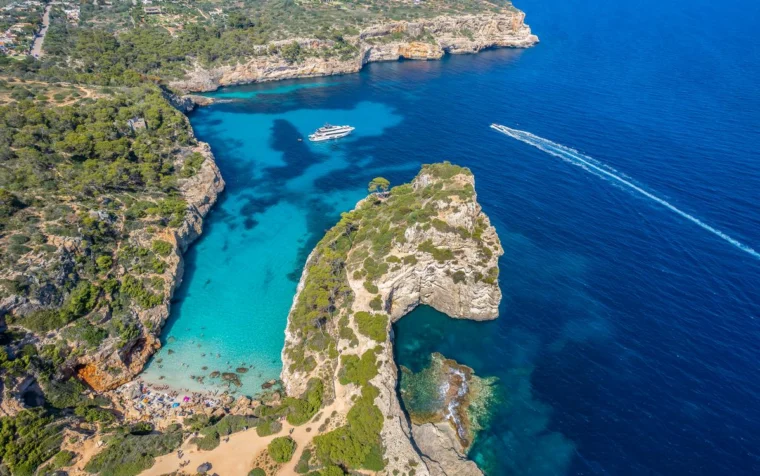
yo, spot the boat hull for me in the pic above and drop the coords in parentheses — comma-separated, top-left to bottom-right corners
(309, 131, 353, 142)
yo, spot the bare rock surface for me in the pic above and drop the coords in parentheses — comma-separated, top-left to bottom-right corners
(170, 12, 538, 92)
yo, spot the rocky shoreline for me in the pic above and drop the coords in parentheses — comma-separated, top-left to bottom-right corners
(280, 163, 504, 475)
(170, 12, 538, 93)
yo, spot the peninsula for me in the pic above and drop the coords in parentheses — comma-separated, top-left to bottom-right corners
(278, 162, 504, 475)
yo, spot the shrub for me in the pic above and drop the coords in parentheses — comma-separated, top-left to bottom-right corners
(295, 448, 312, 473)
(23, 281, 99, 332)
(96, 254, 113, 271)
(363, 281, 378, 294)
(0, 409, 65, 475)
(256, 418, 282, 437)
(354, 312, 388, 342)
(314, 385, 384, 470)
(180, 152, 206, 177)
(192, 429, 220, 450)
(49, 449, 75, 469)
(44, 377, 86, 409)
(451, 270, 466, 284)
(268, 436, 296, 463)
(284, 379, 324, 426)
(121, 276, 162, 308)
(339, 350, 378, 386)
(84, 427, 183, 476)
(280, 41, 303, 63)
(75, 405, 116, 424)
(151, 240, 172, 257)
(418, 240, 454, 262)
(369, 295, 383, 311)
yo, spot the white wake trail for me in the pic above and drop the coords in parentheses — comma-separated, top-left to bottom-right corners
(490, 124, 760, 261)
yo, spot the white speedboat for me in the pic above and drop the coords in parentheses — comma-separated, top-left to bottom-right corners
(308, 124, 355, 142)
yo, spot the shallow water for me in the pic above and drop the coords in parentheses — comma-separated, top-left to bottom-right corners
(145, 0, 760, 472)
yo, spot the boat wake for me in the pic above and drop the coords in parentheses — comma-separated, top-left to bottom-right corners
(490, 124, 760, 261)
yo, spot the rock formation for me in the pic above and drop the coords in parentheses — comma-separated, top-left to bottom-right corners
(281, 163, 503, 475)
(75, 140, 224, 391)
(170, 12, 538, 92)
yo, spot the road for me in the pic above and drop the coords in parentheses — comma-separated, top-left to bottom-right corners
(30, 3, 51, 58)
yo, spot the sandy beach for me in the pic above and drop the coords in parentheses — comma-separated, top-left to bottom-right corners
(141, 397, 345, 476)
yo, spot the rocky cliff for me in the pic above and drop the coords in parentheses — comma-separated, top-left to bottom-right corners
(280, 163, 503, 475)
(170, 12, 538, 92)
(75, 141, 224, 391)
(1, 132, 224, 411)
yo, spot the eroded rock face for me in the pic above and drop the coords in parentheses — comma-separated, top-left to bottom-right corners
(281, 164, 502, 475)
(73, 141, 224, 392)
(170, 12, 538, 92)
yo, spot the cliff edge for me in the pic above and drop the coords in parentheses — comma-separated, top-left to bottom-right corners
(280, 163, 503, 475)
(170, 12, 538, 92)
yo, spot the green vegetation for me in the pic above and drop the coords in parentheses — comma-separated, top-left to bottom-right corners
(0, 409, 65, 476)
(354, 311, 389, 342)
(268, 436, 297, 463)
(191, 415, 258, 451)
(256, 418, 283, 437)
(452, 270, 467, 284)
(0, 0, 507, 86)
(418, 239, 455, 262)
(339, 349, 379, 386)
(151, 239, 173, 257)
(295, 448, 313, 473)
(0, 85, 208, 474)
(84, 425, 184, 476)
(369, 295, 383, 310)
(281, 162, 477, 471)
(46, 449, 76, 471)
(21, 281, 99, 332)
(283, 378, 324, 426)
(314, 385, 385, 471)
(180, 152, 206, 177)
(368, 176, 390, 196)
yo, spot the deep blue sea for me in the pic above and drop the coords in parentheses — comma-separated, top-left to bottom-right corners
(143, 0, 760, 473)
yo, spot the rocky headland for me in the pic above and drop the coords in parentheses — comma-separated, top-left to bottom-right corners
(170, 12, 538, 93)
(280, 163, 503, 475)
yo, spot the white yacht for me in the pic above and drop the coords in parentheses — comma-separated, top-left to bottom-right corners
(308, 124, 355, 142)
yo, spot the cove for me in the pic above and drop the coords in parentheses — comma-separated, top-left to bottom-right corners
(146, 0, 760, 471)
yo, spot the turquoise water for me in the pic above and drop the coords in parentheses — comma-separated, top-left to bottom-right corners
(144, 0, 760, 472)
(142, 98, 403, 395)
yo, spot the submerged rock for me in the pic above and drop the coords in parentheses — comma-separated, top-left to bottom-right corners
(221, 372, 242, 386)
(400, 352, 496, 451)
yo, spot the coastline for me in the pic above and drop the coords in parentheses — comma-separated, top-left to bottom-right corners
(63, 11, 532, 471)
(170, 12, 538, 94)
(279, 164, 503, 475)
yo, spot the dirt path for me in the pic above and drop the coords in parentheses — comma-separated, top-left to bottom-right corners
(30, 4, 51, 58)
(141, 398, 345, 476)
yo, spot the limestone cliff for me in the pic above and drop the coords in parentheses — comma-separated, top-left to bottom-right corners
(75, 140, 224, 391)
(280, 163, 502, 475)
(170, 12, 538, 92)
(1, 136, 224, 412)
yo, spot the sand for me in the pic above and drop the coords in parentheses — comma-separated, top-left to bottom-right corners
(141, 397, 345, 476)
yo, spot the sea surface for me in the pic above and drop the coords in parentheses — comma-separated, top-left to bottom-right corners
(143, 0, 760, 473)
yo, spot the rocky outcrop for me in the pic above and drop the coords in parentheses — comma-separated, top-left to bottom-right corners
(170, 12, 538, 92)
(75, 141, 224, 391)
(280, 163, 503, 475)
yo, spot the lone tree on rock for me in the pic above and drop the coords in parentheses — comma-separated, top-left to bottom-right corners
(368, 177, 390, 198)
